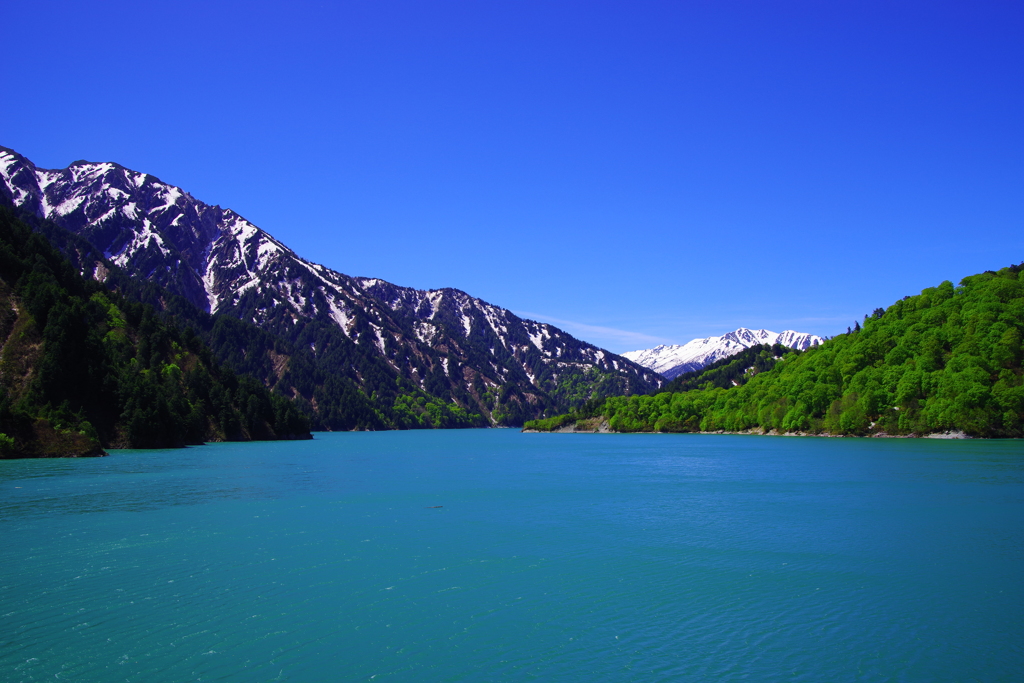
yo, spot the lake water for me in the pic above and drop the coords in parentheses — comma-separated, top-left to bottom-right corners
(1, 430, 1021, 682)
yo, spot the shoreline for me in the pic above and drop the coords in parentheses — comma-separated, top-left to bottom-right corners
(522, 421, 977, 439)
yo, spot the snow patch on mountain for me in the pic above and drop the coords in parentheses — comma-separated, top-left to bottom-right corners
(623, 328, 824, 379)
(0, 144, 665, 410)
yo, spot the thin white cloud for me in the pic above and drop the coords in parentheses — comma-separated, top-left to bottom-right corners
(514, 311, 671, 350)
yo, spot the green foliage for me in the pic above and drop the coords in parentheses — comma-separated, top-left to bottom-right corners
(530, 265, 1024, 437)
(14, 204, 657, 429)
(0, 207, 311, 457)
(548, 367, 640, 411)
(390, 393, 481, 429)
(99, 253, 501, 430)
(522, 391, 615, 432)
(522, 413, 578, 432)
(658, 343, 796, 394)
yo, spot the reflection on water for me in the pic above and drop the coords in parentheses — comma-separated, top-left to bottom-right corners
(1, 432, 1021, 682)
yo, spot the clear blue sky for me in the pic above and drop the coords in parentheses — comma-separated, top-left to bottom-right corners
(3, 1, 1021, 353)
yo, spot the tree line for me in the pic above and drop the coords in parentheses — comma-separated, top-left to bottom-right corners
(525, 264, 1024, 437)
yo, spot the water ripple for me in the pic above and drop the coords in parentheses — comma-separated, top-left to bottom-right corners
(1, 431, 1021, 682)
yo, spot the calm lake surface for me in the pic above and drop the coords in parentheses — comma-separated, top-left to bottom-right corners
(1, 430, 1021, 682)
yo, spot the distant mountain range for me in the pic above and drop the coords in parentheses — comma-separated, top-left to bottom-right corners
(623, 328, 824, 379)
(0, 146, 661, 428)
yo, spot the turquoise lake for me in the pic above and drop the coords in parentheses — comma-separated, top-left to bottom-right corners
(1, 430, 1021, 681)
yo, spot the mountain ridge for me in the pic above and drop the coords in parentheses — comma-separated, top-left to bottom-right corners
(623, 327, 823, 379)
(0, 146, 661, 427)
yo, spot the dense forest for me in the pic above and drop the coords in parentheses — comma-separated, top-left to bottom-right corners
(658, 343, 796, 393)
(17, 207, 629, 431)
(0, 207, 311, 457)
(116, 276, 488, 431)
(14, 206, 489, 432)
(1, 156, 660, 431)
(525, 264, 1024, 437)
(520, 344, 799, 432)
(5, 204, 644, 438)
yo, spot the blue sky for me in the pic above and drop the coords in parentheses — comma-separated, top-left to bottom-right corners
(3, 1, 1021, 353)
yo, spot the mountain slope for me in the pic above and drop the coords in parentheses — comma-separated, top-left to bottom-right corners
(655, 343, 798, 394)
(0, 146, 661, 426)
(528, 265, 1024, 437)
(623, 328, 823, 379)
(0, 206, 311, 457)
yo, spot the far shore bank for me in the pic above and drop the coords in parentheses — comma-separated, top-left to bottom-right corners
(522, 421, 978, 439)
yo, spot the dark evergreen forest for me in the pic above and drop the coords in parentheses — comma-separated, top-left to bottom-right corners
(0, 207, 310, 457)
(657, 343, 796, 394)
(25, 211, 650, 431)
(14, 206, 488, 432)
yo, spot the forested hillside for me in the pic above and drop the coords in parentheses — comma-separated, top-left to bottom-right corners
(526, 265, 1024, 437)
(7, 204, 616, 432)
(7, 206, 505, 431)
(108, 271, 489, 431)
(0, 207, 311, 457)
(0, 147, 661, 428)
(657, 343, 796, 393)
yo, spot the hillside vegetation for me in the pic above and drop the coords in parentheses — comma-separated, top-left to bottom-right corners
(0, 146, 661, 431)
(0, 207, 310, 457)
(657, 343, 796, 394)
(13, 205, 651, 431)
(112, 272, 488, 431)
(525, 265, 1024, 437)
(7, 201, 651, 436)
(15, 206, 489, 432)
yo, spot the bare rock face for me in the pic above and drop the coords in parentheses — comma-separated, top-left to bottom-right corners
(0, 146, 661, 424)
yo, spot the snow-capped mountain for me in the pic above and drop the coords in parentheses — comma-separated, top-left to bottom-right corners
(623, 328, 823, 379)
(0, 146, 661, 425)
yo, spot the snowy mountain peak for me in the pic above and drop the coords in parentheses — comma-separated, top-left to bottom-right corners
(622, 328, 824, 379)
(0, 145, 663, 425)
